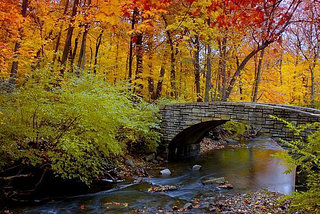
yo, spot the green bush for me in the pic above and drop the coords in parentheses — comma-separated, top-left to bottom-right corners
(222, 121, 249, 139)
(270, 116, 320, 213)
(0, 71, 160, 184)
(313, 101, 320, 109)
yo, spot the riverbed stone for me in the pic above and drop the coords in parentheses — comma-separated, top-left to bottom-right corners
(125, 159, 134, 167)
(156, 156, 164, 162)
(183, 203, 193, 209)
(217, 183, 234, 189)
(202, 177, 226, 185)
(148, 185, 177, 192)
(160, 168, 171, 175)
(192, 164, 202, 171)
(145, 153, 155, 162)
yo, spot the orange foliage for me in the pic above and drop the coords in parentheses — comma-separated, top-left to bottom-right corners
(0, 0, 318, 106)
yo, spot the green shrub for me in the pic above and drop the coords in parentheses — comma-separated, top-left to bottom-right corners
(313, 101, 320, 109)
(270, 116, 320, 213)
(222, 121, 249, 139)
(0, 71, 160, 184)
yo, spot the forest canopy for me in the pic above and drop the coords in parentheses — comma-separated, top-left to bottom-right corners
(0, 0, 318, 105)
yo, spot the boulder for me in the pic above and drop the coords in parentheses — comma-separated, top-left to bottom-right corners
(202, 177, 226, 185)
(183, 203, 193, 209)
(166, 185, 178, 191)
(160, 168, 171, 175)
(145, 153, 156, 162)
(125, 159, 134, 167)
(134, 177, 143, 184)
(192, 164, 202, 171)
(217, 183, 234, 189)
(148, 185, 177, 192)
(156, 156, 164, 162)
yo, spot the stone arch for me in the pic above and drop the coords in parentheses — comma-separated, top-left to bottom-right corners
(168, 120, 228, 161)
(160, 102, 320, 160)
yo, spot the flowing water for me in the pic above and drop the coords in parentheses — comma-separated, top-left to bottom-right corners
(13, 137, 295, 213)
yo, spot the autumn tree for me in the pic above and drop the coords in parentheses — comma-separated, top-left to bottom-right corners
(9, 0, 28, 87)
(208, 0, 303, 101)
(60, 0, 79, 71)
(0, 0, 22, 78)
(289, 0, 319, 105)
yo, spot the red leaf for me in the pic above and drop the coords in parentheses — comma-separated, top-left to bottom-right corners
(186, 0, 196, 3)
(132, 36, 138, 43)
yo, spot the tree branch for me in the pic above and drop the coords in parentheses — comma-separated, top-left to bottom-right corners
(0, 173, 33, 181)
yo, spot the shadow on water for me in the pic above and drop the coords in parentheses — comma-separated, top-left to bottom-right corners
(13, 137, 295, 214)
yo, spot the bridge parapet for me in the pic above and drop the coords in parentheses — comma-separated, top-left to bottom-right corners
(258, 103, 320, 115)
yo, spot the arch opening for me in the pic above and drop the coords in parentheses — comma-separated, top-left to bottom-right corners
(168, 120, 228, 161)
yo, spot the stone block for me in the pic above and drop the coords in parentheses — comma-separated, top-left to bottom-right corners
(192, 108, 202, 113)
(265, 120, 274, 124)
(237, 114, 249, 120)
(221, 114, 231, 120)
(250, 112, 263, 117)
(260, 128, 271, 133)
(212, 117, 222, 121)
(213, 114, 221, 118)
(201, 117, 213, 122)
(230, 115, 237, 120)
(274, 124, 284, 129)
(186, 121, 195, 126)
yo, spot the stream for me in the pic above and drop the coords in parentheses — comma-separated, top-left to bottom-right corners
(13, 137, 295, 213)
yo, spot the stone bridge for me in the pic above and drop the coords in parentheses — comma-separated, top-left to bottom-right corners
(159, 102, 320, 160)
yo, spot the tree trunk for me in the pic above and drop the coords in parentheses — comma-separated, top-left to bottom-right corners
(251, 52, 258, 99)
(9, 0, 28, 87)
(218, 37, 227, 100)
(279, 53, 283, 85)
(93, 30, 103, 74)
(162, 15, 177, 99)
(128, 8, 137, 82)
(309, 65, 315, 105)
(70, 34, 80, 72)
(235, 56, 243, 100)
(53, 0, 69, 63)
(147, 43, 155, 100)
(134, 33, 143, 94)
(223, 41, 271, 101)
(77, 0, 91, 75)
(216, 53, 222, 100)
(60, 0, 79, 73)
(194, 35, 202, 102)
(213, 68, 220, 101)
(77, 29, 88, 74)
(169, 39, 177, 99)
(252, 48, 265, 102)
(204, 43, 212, 102)
(155, 67, 166, 100)
(113, 42, 119, 82)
